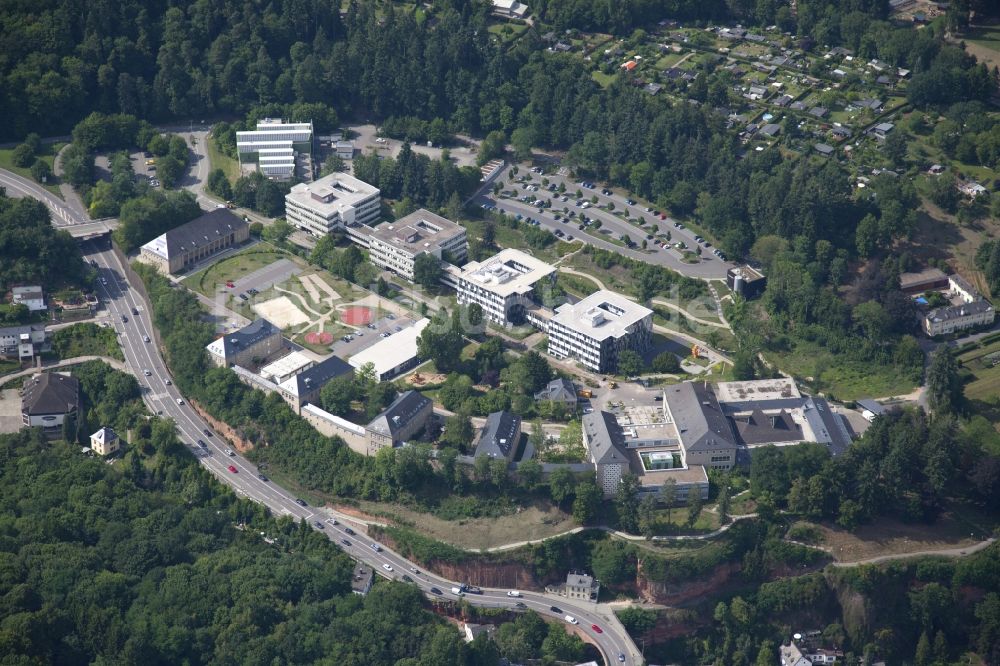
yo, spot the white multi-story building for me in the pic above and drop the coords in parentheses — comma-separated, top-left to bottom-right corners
(236, 118, 313, 180)
(284, 173, 381, 237)
(547, 290, 653, 373)
(923, 274, 995, 336)
(11, 286, 45, 312)
(367, 209, 467, 281)
(453, 249, 556, 326)
(89, 426, 119, 456)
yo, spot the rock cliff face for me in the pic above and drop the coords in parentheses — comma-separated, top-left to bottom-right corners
(636, 561, 742, 605)
(190, 400, 255, 452)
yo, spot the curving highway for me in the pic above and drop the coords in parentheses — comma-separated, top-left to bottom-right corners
(80, 238, 641, 666)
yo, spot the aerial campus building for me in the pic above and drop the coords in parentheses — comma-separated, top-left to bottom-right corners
(366, 209, 468, 281)
(206, 319, 284, 369)
(284, 172, 381, 237)
(546, 290, 653, 373)
(236, 118, 313, 180)
(140, 209, 249, 275)
(450, 248, 557, 326)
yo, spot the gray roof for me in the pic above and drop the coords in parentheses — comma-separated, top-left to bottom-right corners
(21, 373, 79, 416)
(582, 410, 630, 465)
(214, 319, 280, 358)
(760, 123, 781, 137)
(158, 209, 247, 258)
(815, 143, 835, 155)
(475, 410, 522, 459)
(856, 399, 884, 415)
(566, 571, 596, 587)
(367, 390, 431, 438)
(730, 408, 801, 445)
(927, 299, 994, 323)
(809, 106, 828, 118)
(874, 122, 894, 133)
(534, 378, 577, 403)
(0, 324, 39, 338)
(664, 382, 735, 452)
(351, 564, 373, 593)
(282, 355, 353, 398)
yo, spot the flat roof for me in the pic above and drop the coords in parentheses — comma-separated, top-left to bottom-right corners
(714, 378, 800, 403)
(349, 318, 430, 376)
(459, 248, 556, 298)
(260, 351, 313, 380)
(286, 173, 379, 216)
(899, 267, 948, 289)
(551, 290, 652, 341)
(370, 209, 465, 254)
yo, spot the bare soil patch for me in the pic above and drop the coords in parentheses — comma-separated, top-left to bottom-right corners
(808, 512, 982, 563)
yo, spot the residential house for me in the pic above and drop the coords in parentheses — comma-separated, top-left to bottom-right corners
(872, 122, 894, 139)
(958, 181, 988, 198)
(534, 378, 578, 409)
(564, 571, 600, 601)
(11, 286, 45, 312)
(760, 123, 781, 138)
(462, 623, 496, 643)
(790, 101, 808, 111)
(21, 372, 79, 437)
(492, 0, 529, 19)
(808, 106, 828, 119)
(923, 274, 995, 336)
(0, 324, 46, 359)
(89, 426, 119, 456)
(474, 410, 522, 461)
(814, 143, 835, 156)
(774, 94, 793, 107)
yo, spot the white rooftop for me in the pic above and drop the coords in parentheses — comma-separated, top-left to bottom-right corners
(286, 172, 379, 217)
(713, 378, 801, 403)
(349, 318, 430, 377)
(459, 248, 556, 298)
(370, 209, 464, 254)
(551, 290, 652, 340)
(259, 351, 313, 382)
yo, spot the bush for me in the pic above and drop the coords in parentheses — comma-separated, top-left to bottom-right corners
(11, 143, 34, 167)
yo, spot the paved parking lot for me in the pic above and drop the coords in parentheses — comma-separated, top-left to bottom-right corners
(329, 313, 415, 357)
(232, 259, 302, 295)
(0, 389, 23, 434)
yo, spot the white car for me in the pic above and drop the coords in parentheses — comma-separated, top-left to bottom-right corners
(382, 563, 393, 572)
(224, 448, 234, 456)
(564, 615, 578, 625)
(506, 590, 521, 597)
(143, 369, 151, 376)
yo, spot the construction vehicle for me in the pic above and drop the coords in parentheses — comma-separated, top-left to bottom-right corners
(691, 344, 701, 358)
(609, 381, 618, 389)
(577, 389, 593, 399)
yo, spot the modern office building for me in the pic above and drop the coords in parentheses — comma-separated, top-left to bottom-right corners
(206, 319, 284, 369)
(236, 118, 313, 180)
(365, 390, 433, 453)
(21, 372, 79, 437)
(547, 290, 653, 373)
(284, 173, 381, 237)
(89, 426, 119, 456)
(454, 249, 557, 326)
(140, 209, 249, 275)
(277, 355, 354, 413)
(367, 209, 467, 281)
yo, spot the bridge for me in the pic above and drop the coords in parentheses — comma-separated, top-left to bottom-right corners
(63, 218, 119, 239)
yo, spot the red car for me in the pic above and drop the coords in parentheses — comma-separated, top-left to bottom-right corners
(227, 465, 238, 473)
(591, 624, 603, 634)
(226, 281, 235, 288)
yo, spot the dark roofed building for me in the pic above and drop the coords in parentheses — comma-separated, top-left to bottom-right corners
(475, 410, 522, 461)
(730, 408, 801, 445)
(809, 106, 828, 118)
(140, 209, 249, 274)
(534, 378, 578, 408)
(366, 390, 433, 453)
(663, 382, 737, 471)
(814, 143, 835, 156)
(21, 372, 80, 437)
(351, 564, 374, 595)
(206, 319, 284, 369)
(278, 355, 354, 413)
(583, 410, 631, 496)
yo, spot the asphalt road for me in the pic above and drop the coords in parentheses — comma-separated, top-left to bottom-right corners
(479, 166, 733, 280)
(76, 237, 641, 666)
(0, 168, 81, 226)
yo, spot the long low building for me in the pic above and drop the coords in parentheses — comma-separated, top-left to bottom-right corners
(348, 318, 429, 381)
(0, 324, 47, 359)
(140, 209, 249, 275)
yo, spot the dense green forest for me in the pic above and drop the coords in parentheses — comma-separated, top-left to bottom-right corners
(0, 189, 87, 292)
(0, 361, 516, 665)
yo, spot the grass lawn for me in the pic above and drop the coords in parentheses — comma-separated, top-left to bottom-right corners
(0, 142, 66, 198)
(557, 271, 601, 298)
(591, 70, 616, 88)
(0, 359, 21, 377)
(962, 24, 1000, 69)
(355, 499, 578, 551)
(186, 245, 298, 297)
(51, 323, 124, 361)
(957, 340, 1000, 419)
(487, 21, 528, 44)
(654, 53, 684, 69)
(766, 337, 920, 401)
(206, 135, 240, 185)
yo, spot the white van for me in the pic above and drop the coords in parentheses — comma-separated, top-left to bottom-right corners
(176, 398, 184, 405)
(451, 586, 464, 596)
(564, 615, 578, 625)
(506, 590, 521, 598)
